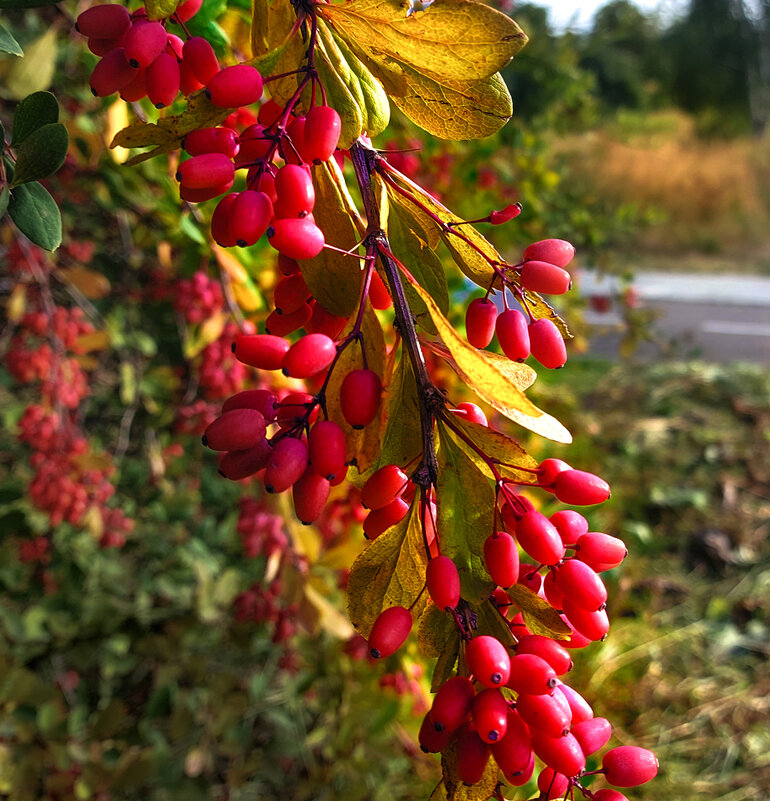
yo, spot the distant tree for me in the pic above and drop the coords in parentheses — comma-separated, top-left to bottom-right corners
(579, 0, 669, 111)
(502, 2, 598, 129)
(666, 0, 763, 134)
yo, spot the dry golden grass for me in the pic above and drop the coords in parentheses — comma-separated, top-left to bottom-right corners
(560, 112, 770, 267)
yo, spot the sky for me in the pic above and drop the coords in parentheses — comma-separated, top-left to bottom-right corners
(524, 0, 687, 31)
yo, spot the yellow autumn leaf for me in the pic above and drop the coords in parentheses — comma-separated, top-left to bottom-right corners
(406, 280, 572, 443)
(56, 265, 111, 299)
(507, 583, 571, 640)
(386, 167, 502, 286)
(251, 0, 305, 106)
(319, 0, 527, 83)
(347, 497, 428, 637)
(110, 92, 231, 166)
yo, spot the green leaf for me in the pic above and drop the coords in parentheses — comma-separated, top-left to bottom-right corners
(385, 182, 449, 334)
(0, 186, 9, 218)
(408, 279, 572, 443)
(377, 352, 423, 472)
(8, 181, 61, 250)
(474, 597, 517, 649)
(146, 0, 180, 21)
(430, 634, 459, 692)
(0, 22, 23, 55)
(320, 0, 527, 82)
(316, 21, 366, 148)
(436, 425, 495, 603)
(11, 91, 58, 146)
(300, 156, 364, 318)
(10, 122, 68, 186)
(443, 414, 538, 483)
(347, 498, 428, 637)
(507, 583, 571, 640)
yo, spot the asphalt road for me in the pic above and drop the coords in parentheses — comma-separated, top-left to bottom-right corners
(579, 271, 770, 365)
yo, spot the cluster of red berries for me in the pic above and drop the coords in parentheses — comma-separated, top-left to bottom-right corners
(234, 578, 298, 645)
(178, 98, 342, 264)
(174, 269, 224, 324)
(201, 330, 383, 523)
(236, 496, 288, 559)
(18, 405, 133, 544)
(198, 320, 253, 399)
(466, 238, 576, 369)
(77, 0, 263, 111)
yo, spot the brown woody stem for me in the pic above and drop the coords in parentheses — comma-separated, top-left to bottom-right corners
(349, 141, 438, 488)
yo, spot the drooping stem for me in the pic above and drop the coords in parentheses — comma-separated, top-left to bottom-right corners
(349, 141, 438, 488)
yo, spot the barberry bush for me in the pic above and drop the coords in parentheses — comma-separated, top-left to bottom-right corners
(0, 0, 663, 799)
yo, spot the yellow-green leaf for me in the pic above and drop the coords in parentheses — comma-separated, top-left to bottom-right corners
(436, 425, 495, 603)
(331, 27, 390, 137)
(347, 498, 428, 637)
(386, 167, 502, 286)
(386, 185, 448, 334)
(391, 64, 513, 141)
(522, 288, 572, 338)
(507, 583, 571, 640)
(300, 157, 364, 317)
(315, 23, 366, 147)
(319, 0, 527, 83)
(408, 280, 572, 443)
(417, 604, 456, 658)
(430, 634, 460, 692)
(377, 350, 423, 472)
(473, 597, 517, 649)
(443, 414, 538, 483)
(251, 0, 305, 106)
(439, 737, 500, 800)
(146, 0, 180, 21)
(110, 91, 231, 166)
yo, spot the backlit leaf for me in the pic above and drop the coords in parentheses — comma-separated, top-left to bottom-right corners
(507, 583, 571, 640)
(390, 65, 513, 141)
(443, 414, 538, 483)
(316, 21, 366, 147)
(300, 157, 364, 317)
(251, 0, 304, 107)
(439, 737, 500, 800)
(522, 288, 572, 338)
(110, 91, 231, 165)
(319, 0, 526, 83)
(436, 425, 495, 603)
(347, 497, 428, 637)
(146, 0, 180, 20)
(385, 166, 502, 286)
(385, 184, 448, 334)
(417, 603, 455, 658)
(377, 351, 423, 472)
(407, 280, 572, 443)
(474, 596, 517, 649)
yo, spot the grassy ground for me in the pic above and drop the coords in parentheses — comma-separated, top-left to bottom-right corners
(523, 358, 770, 800)
(557, 111, 770, 275)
